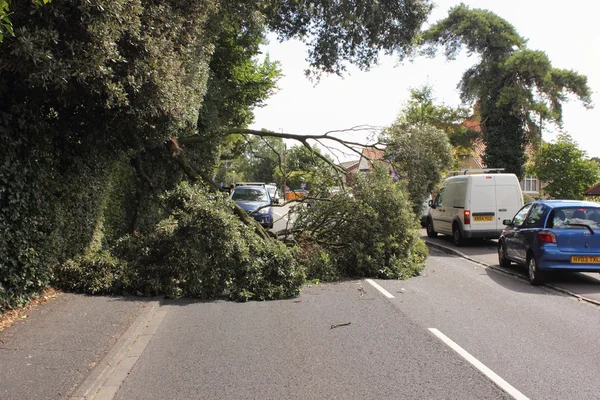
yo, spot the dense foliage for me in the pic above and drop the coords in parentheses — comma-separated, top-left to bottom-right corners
(263, 0, 433, 76)
(291, 168, 428, 280)
(1, 0, 434, 310)
(0, 0, 217, 311)
(55, 183, 305, 301)
(421, 4, 592, 178)
(530, 134, 599, 199)
(382, 86, 458, 214)
(384, 124, 453, 215)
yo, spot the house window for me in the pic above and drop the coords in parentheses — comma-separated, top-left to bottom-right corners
(521, 177, 539, 193)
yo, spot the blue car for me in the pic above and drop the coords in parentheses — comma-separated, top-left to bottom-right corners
(230, 185, 274, 229)
(498, 200, 600, 285)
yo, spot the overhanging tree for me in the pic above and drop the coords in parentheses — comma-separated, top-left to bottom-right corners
(421, 4, 592, 178)
(1, 0, 435, 308)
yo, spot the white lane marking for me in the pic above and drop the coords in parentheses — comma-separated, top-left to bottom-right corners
(428, 328, 529, 400)
(365, 279, 395, 299)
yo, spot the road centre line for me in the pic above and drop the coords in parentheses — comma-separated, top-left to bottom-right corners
(428, 328, 529, 400)
(365, 279, 395, 298)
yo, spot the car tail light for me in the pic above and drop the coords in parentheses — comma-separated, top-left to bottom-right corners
(464, 210, 471, 225)
(538, 231, 557, 244)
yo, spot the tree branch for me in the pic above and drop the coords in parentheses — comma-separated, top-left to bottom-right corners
(164, 137, 273, 240)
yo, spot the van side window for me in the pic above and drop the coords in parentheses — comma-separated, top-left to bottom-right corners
(434, 188, 445, 207)
(524, 204, 546, 227)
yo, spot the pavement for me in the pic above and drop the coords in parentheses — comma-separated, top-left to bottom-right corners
(0, 294, 156, 400)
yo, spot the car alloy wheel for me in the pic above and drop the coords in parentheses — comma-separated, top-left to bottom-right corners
(528, 255, 544, 286)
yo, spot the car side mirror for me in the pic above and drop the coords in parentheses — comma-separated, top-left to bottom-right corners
(503, 219, 514, 226)
(273, 198, 279, 205)
(428, 200, 435, 209)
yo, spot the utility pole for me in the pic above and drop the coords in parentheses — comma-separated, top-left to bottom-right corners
(282, 143, 287, 200)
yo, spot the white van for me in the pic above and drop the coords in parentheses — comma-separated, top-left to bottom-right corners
(426, 171, 524, 246)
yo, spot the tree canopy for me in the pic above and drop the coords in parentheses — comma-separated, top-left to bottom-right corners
(263, 0, 433, 76)
(0, 0, 434, 309)
(531, 133, 599, 200)
(421, 4, 592, 178)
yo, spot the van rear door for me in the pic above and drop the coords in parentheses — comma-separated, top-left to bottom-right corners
(468, 175, 497, 232)
(494, 176, 523, 230)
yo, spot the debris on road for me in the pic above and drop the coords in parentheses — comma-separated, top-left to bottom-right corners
(330, 322, 351, 329)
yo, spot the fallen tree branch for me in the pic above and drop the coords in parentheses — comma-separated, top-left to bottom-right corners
(164, 138, 272, 240)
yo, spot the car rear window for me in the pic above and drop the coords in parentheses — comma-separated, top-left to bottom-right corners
(232, 188, 269, 202)
(547, 207, 600, 229)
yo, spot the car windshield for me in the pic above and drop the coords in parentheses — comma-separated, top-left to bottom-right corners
(547, 207, 600, 229)
(266, 187, 277, 197)
(232, 188, 269, 202)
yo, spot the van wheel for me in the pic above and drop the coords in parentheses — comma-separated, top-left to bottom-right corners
(527, 254, 545, 286)
(426, 218, 437, 238)
(498, 242, 511, 268)
(452, 224, 465, 247)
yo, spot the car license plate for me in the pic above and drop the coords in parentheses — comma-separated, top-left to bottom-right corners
(473, 216, 494, 222)
(571, 256, 600, 264)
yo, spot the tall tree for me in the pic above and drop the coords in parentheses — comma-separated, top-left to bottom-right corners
(421, 4, 592, 178)
(262, 0, 433, 77)
(383, 124, 453, 215)
(531, 133, 599, 200)
(394, 85, 476, 148)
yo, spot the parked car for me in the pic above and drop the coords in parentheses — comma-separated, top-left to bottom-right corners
(230, 185, 274, 229)
(498, 200, 600, 285)
(427, 171, 524, 246)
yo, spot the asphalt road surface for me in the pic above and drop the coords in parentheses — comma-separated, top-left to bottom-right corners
(115, 277, 510, 400)
(423, 230, 600, 303)
(101, 247, 600, 400)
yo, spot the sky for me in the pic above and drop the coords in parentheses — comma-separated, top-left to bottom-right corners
(249, 0, 600, 162)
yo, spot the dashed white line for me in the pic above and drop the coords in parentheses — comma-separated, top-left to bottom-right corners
(428, 328, 529, 400)
(365, 279, 395, 298)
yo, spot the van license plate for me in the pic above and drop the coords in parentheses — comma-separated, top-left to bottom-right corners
(571, 256, 600, 264)
(473, 216, 494, 222)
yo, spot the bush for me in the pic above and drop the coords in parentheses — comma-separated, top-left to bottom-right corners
(53, 250, 128, 295)
(55, 182, 305, 301)
(523, 193, 536, 204)
(297, 241, 341, 283)
(291, 168, 428, 280)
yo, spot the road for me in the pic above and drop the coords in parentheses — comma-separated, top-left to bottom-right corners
(424, 230, 600, 304)
(86, 237, 600, 400)
(272, 202, 293, 233)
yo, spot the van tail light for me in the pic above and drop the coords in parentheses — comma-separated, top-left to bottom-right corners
(538, 231, 557, 244)
(464, 210, 471, 225)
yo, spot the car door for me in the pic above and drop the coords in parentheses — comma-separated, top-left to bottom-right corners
(513, 203, 547, 263)
(503, 203, 532, 261)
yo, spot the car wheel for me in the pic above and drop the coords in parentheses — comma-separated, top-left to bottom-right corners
(426, 218, 437, 238)
(527, 254, 545, 286)
(498, 242, 511, 268)
(452, 223, 465, 247)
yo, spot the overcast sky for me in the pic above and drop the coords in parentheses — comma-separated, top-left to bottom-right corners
(250, 0, 600, 162)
